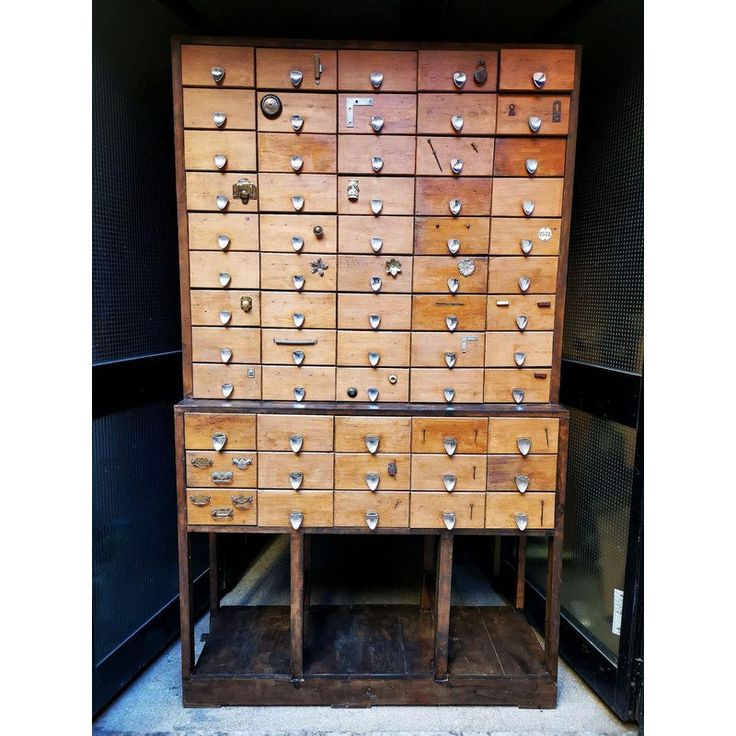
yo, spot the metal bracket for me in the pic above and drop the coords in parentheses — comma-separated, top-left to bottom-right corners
(346, 96, 374, 128)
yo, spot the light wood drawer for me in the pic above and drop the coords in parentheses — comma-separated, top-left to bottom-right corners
(410, 331, 485, 368)
(256, 48, 338, 91)
(409, 368, 484, 403)
(493, 138, 566, 177)
(334, 491, 409, 528)
(499, 49, 576, 91)
(188, 213, 259, 251)
(184, 413, 256, 450)
(257, 415, 334, 452)
(257, 133, 336, 174)
(338, 135, 416, 175)
(483, 369, 551, 404)
(259, 214, 336, 253)
(334, 416, 412, 453)
(185, 172, 258, 212)
(337, 176, 415, 215)
(418, 50, 498, 92)
(411, 295, 486, 331)
(257, 92, 337, 134)
(415, 136, 494, 177)
(496, 95, 571, 136)
(260, 291, 336, 328)
(338, 50, 417, 91)
(486, 492, 555, 530)
(489, 218, 560, 256)
(338, 216, 414, 255)
(258, 452, 334, 489)
(186, 450, 257, 488)
(411, 454, 487, 491)
(192, 327, 261, 364)
(258, 490, 333, 528)
(488, 417, 559, 455)
(485, 332, 554, 368)
(184, 130, 256, 171)
(415, 177, 492, 216)
(261, 366, 336, 401)
(192, 364, 261, 400)
(190, 290, 260, 327)
(486, 295, 555, 331)
(488, 256, 558, 294)
(412, 417, 489, 454)
(410, 492, 485, 529)
(260, 253, 337, 292)
(414, 217, 490, 256)
(181, 44, 254, 87)
(183, 89, 256, 130)
(189, 251, 260, 289)
(417, 94, 497, 135)
(335, 453, 411, 491)
(337, 94, 417, 135)
(488, 455, 557, 491)
(259, 173, 337, 213)
(261, 328, 336, 365)
(413, 255, 488, 293)
(337, 331, 411, 367)
(337, 294, 412, 330)
(336, 367, 409, 402)
(187, 489, 257, 526)
(491, 178, 563, 218)
(337, 255, 413, 293)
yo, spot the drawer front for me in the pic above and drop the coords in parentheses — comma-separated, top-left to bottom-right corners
(415, 177, 492, 216)
(189, 251, 260, 289)
(483, 368, 551, 404)
(411, 295, 486, 331)
(337, 294, 412, 330)
(488, 455, 557, 490)
(255, 48, 338, 91)
(489, 218, 561, 256)
(186, 450, 257, 487)
(336, 367, 410, 402)
(260, 253, 338, 292)
(257, 414, 334, 452)
(411, 417, 489, 454)
(486, 295, 555, 331)
(410, 368, 484, 403)
(257, 92, 337, 134)
(334, 491, 409, 528)
(261, 328, 336, 365)
(410, 492, 485, 529)
(417, 50, 498, 92)
(337, 255, 413, 293)
(187, 489, 257, 525)
(338, 50, 417, 91)
(190, 290, 260, 327)
(338, 216, 414, 255)
(415, 136, 494, 177)
(499, 49, 576, 91)
(411, 454, 487, 491)
(184, 130, 257, 171)
(192, 363, 261, 399)
(488, 256, 558, 294)
(185, 172, 258, 212)
(334, 416, 412, 453)
(259, 173, 337, 213)
(493, 138, 567, 177)
(258, 490, 334, 528)
(485, 492, 555, 530)
(188, 213, 259, 251)
(412, 255, 488, 293)
(338, 135, 416, 175)
(258, 452, 334, 489)
(491, 178, 564, 218)
(414, 217, 490, 256)
(484, 331, 554, 368)
(260, 291, 336, 328)
(259, 214, 337, 253)
(496, 95, 571, 136)
(337, 331, 411, 367)
(337, 94, 417, 135)
(417, 94, 497, 135)
(488, 417, 560, 455)
(409, 331, 485, 368)
(192, 326, 261, 364)
(334, 453, 411, 491)
(257, 133, 337, 174)
(183, 89, 256, 130)
(261, 366, 336, 401)
(337, 176, 415, 215)
(181, 44, 254, 87)
(184, 413, 256, 450)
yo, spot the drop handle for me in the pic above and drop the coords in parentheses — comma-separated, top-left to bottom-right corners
(189, 494, 211, 507)
(211, 508, 234, 519)
(231, 494, 254, 509)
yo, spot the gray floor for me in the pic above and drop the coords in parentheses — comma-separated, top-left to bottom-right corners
(94, 536, 638, 736)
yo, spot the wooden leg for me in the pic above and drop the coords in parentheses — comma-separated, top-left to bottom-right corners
(544, 532, 563, 680)
(208, 533, 219, 616)
(515, 536, 527, 611)
(433, 531, 454, 682)
(420, 535, 436, 611)
(290, 530, 304, 681)
(303, 534, 311, 609)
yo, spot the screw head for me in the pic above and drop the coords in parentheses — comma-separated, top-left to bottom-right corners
(347, 386, 358, 398)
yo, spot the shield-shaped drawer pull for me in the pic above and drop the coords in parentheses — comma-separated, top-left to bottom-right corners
(289, 472, 304, 491)
(216, 195, 229, 210)
(371, 199, 383, 215)
(290, 115, 304, 132)
(516, 314, 529, 331)
(522, 200, 535, 216)
(370, 71, 384, 88)
(452, 71, 467, 88)
(290, 69, 303, 87)
(220, 348, 232, 364)
(370, 116, 384, 133)
(532, 71, 547, 88)
(450, 158, 463, 175)
(293, 386, 306, 402)
(451, 114, 464, 131)
(371, 276, 382, 292)
(365, 511, 379, 530)
(219, 310, 232, 325)
(218, 234, 230, 250)
(219, 272, 231, 287)
(293, 275, 305, 291)
(445, 352, 457, 368)
(514, 512, 529, 531)
(221, 383, 234, 398)
(446, 315, 458, 332)
(442, 511, 456, 530)
(443, 437, 457, 456)
(512, 388, 525, 404)
(369, 313, 381, 329)
(517, 437, 532, 456)
(448, 278, 460, 294)
(368, 352, 380, 367)
(443, 474, 457, 492)
(371, 156, 384, 172)
(367, 387, 379, 402)
(515, 474, 530, 493)
(514, 352, 526, 366)
(520, 239, 533, 254)
(370, 237, 383, 253)
(447, 238, 460, 254)
(449, 199, 462, 216)
(293, 312, 305, 328)
(292, 195, 305, 211)
(214, 154, 227, 170)
(365, 435, 380, 454)
(211, 432, 227, 452)
(290, 155, 304, 172)
(525, 158, 538, 175)
(519, 276, 531, 292)
(292, 350, 305, 366)
(528, 116, 542, 132)
(289, 434, 303, 453)
(292, 236, 304, 252)
(211, 66, 225, 83)
(443, 387, 455, 403)
(366, 473, 380, 491)
(289, 511, 304, 529)
(213, 111, 226, 128)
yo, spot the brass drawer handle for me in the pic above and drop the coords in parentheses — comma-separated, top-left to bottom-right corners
(211, 471, 234, 485)
(191, 456, 213, 468)
(189, 494, 211, 507)
(231, 494, 254, 509)
(211, 507, 234, 519)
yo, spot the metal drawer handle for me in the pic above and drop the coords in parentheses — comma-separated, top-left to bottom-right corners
(215, 194, 229, 210)
(219, 272, 231, 287)
(232, 457, 252, 470)
(370, 237, 383, 253)
(370, 276, 382, 292)
(522, 200, 535, 217)
(366, 473, 380, 491)
(292, 195, 305, 211)
(220, 347, 232, 364)
(451, 114, 464, 131)
(368, 352, 380, 367)
(442, 511, 456, 530)
(213, 111, 226, 128)
(293, 387, 306, 402)
(442, 473, 457, 492)
(211, 471, 234, 485)
(371, 156, 384, 173)
(450, 158, 463, 175)
(211, 507, 234, 519)
(443, 387, 455, 403)
(532, 71, 547, 88)
(367, 387, 379, 402)
(445, 352, 457, 368)
(293, 312, 305, 328)
(512, 388, 525, 404)
(449, 199, 462, 216)
(218, 234, 230, 250)
(371, 199, 383, 215)
(290, 115, 304, 132)
(445, 315, 458, 332)
(273, 338, 318, 345)
(292, 236, 304, 252)
(211, 66, 225, 83)
(290, 435, 303, 453)
(191, 456, 213, 468)
(452, 71, 466, 88)
(517, 437, 532, 456)
(370, 71, 384, 88)
(290, 156, 304, 172)
(448, 278, 460, 294)
(369, 313, 381, 329)
(514, 351, 526, 366)
(447, 238, 460, 255)
(189, 493, 211, 507)
(290, 69, 303, 87)
(214, 154, 227, 170)
(519, 276, 532, 292)
(520, 239, 533, 255)
(222, 383, 234, 398)
(365, 511, 379, 530)
(525, 158, 538, 175)
(289, 510, 304, 529)
(292, 350, 305, 366)
(293, 274, 305, 291)
(528, 116, 542, 133)
(365, 435, 380, 454)
(370, 115, 384, 133)
(231, 494, 254, 509)
(443, 437, 457, 456)
(289, 472, 304, 490)
(514, 512, 529, 531)
(212, 432, 227, 451)
(515, 474, 530, 493)
(516, 314, 529, 331)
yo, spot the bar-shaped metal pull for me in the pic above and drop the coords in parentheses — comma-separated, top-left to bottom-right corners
(314, 54, 323, 84)
(273, 337, 318, 345)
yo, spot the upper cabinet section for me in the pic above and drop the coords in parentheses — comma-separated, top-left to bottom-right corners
(181, 45, 255, 87)
(256, 49, 338, 90)
(337, 50, 418, 91)
(498, 49, 576, 91)
(418, 50, 498, 92)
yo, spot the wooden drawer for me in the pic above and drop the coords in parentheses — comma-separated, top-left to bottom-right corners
(190, 290, 260, 328)
(258, 490, 333, 528)
(486, 492, 555, 530)
(261, 366, 336, 401)
(260, 291, 336, 329)
(499, 49, 576, 92)
(488, 455, 557, 491)
(337, 176, 415, 215)
(413, 256, 488, 293)
(186, 489, 257, 526)
(184, 131, 256, 171)
(185, 172, 258, 212)
(335, 453, 411, 491)
(334, 491, 409, 528)
(255, 48, 338, 91)
(337, 294, 412, 330)
(338, 135, 416, 175)
(337, 331, 411, 367)
(334, 416, 412, 453)
(184, 413, 256, 450)
(418, 50, 498, 92)
(257, 414, 334, 452)
(186, 450, 257, 488)
(258, 173, 337, 213)
(337, 94, 417, 135)
(338, 216, 414, 255)
(493, 138, 567, 177)
(261, 328, 336, 365)
(483, 369, 551, 404)
(411, 417, 488, 454)
(411, 454, 487, 491)
(410, 492, 485, 529)
(258, 452, 334, 489)
(260, 253, 337, 292)
(417, 94, 497, 136)
(257, 92, 336, 134)
(192, 363, 261, 399)
(188, 213, 259, 251)
(488, 417, 560, 455)
(410, 368, 484, 403)
(257, 133, 337, 174)
(488, 256, 558, 294)
(485, 332, 554, 368)
(496, 95, 571, 136)
(338, 50, 417, 91)
(337, 255, 413, 293)
(414, 217, 490, 256)
(189, 251, 260, 289)
(181, 44, 254, 87)
(336, 367, 409, 402)
(411, 295, 486, 331)
(489, 218, 561, 256)
(259, 214, 337, 254)
(183, 89, 255, 130)
(491, 178, 564, 218)
(486, 295, 555, 331)
(415, 178, 492, 216)
(415, 136, 494, 177)
(192, 327, 261, 364)
(410, 331, 485, 368)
